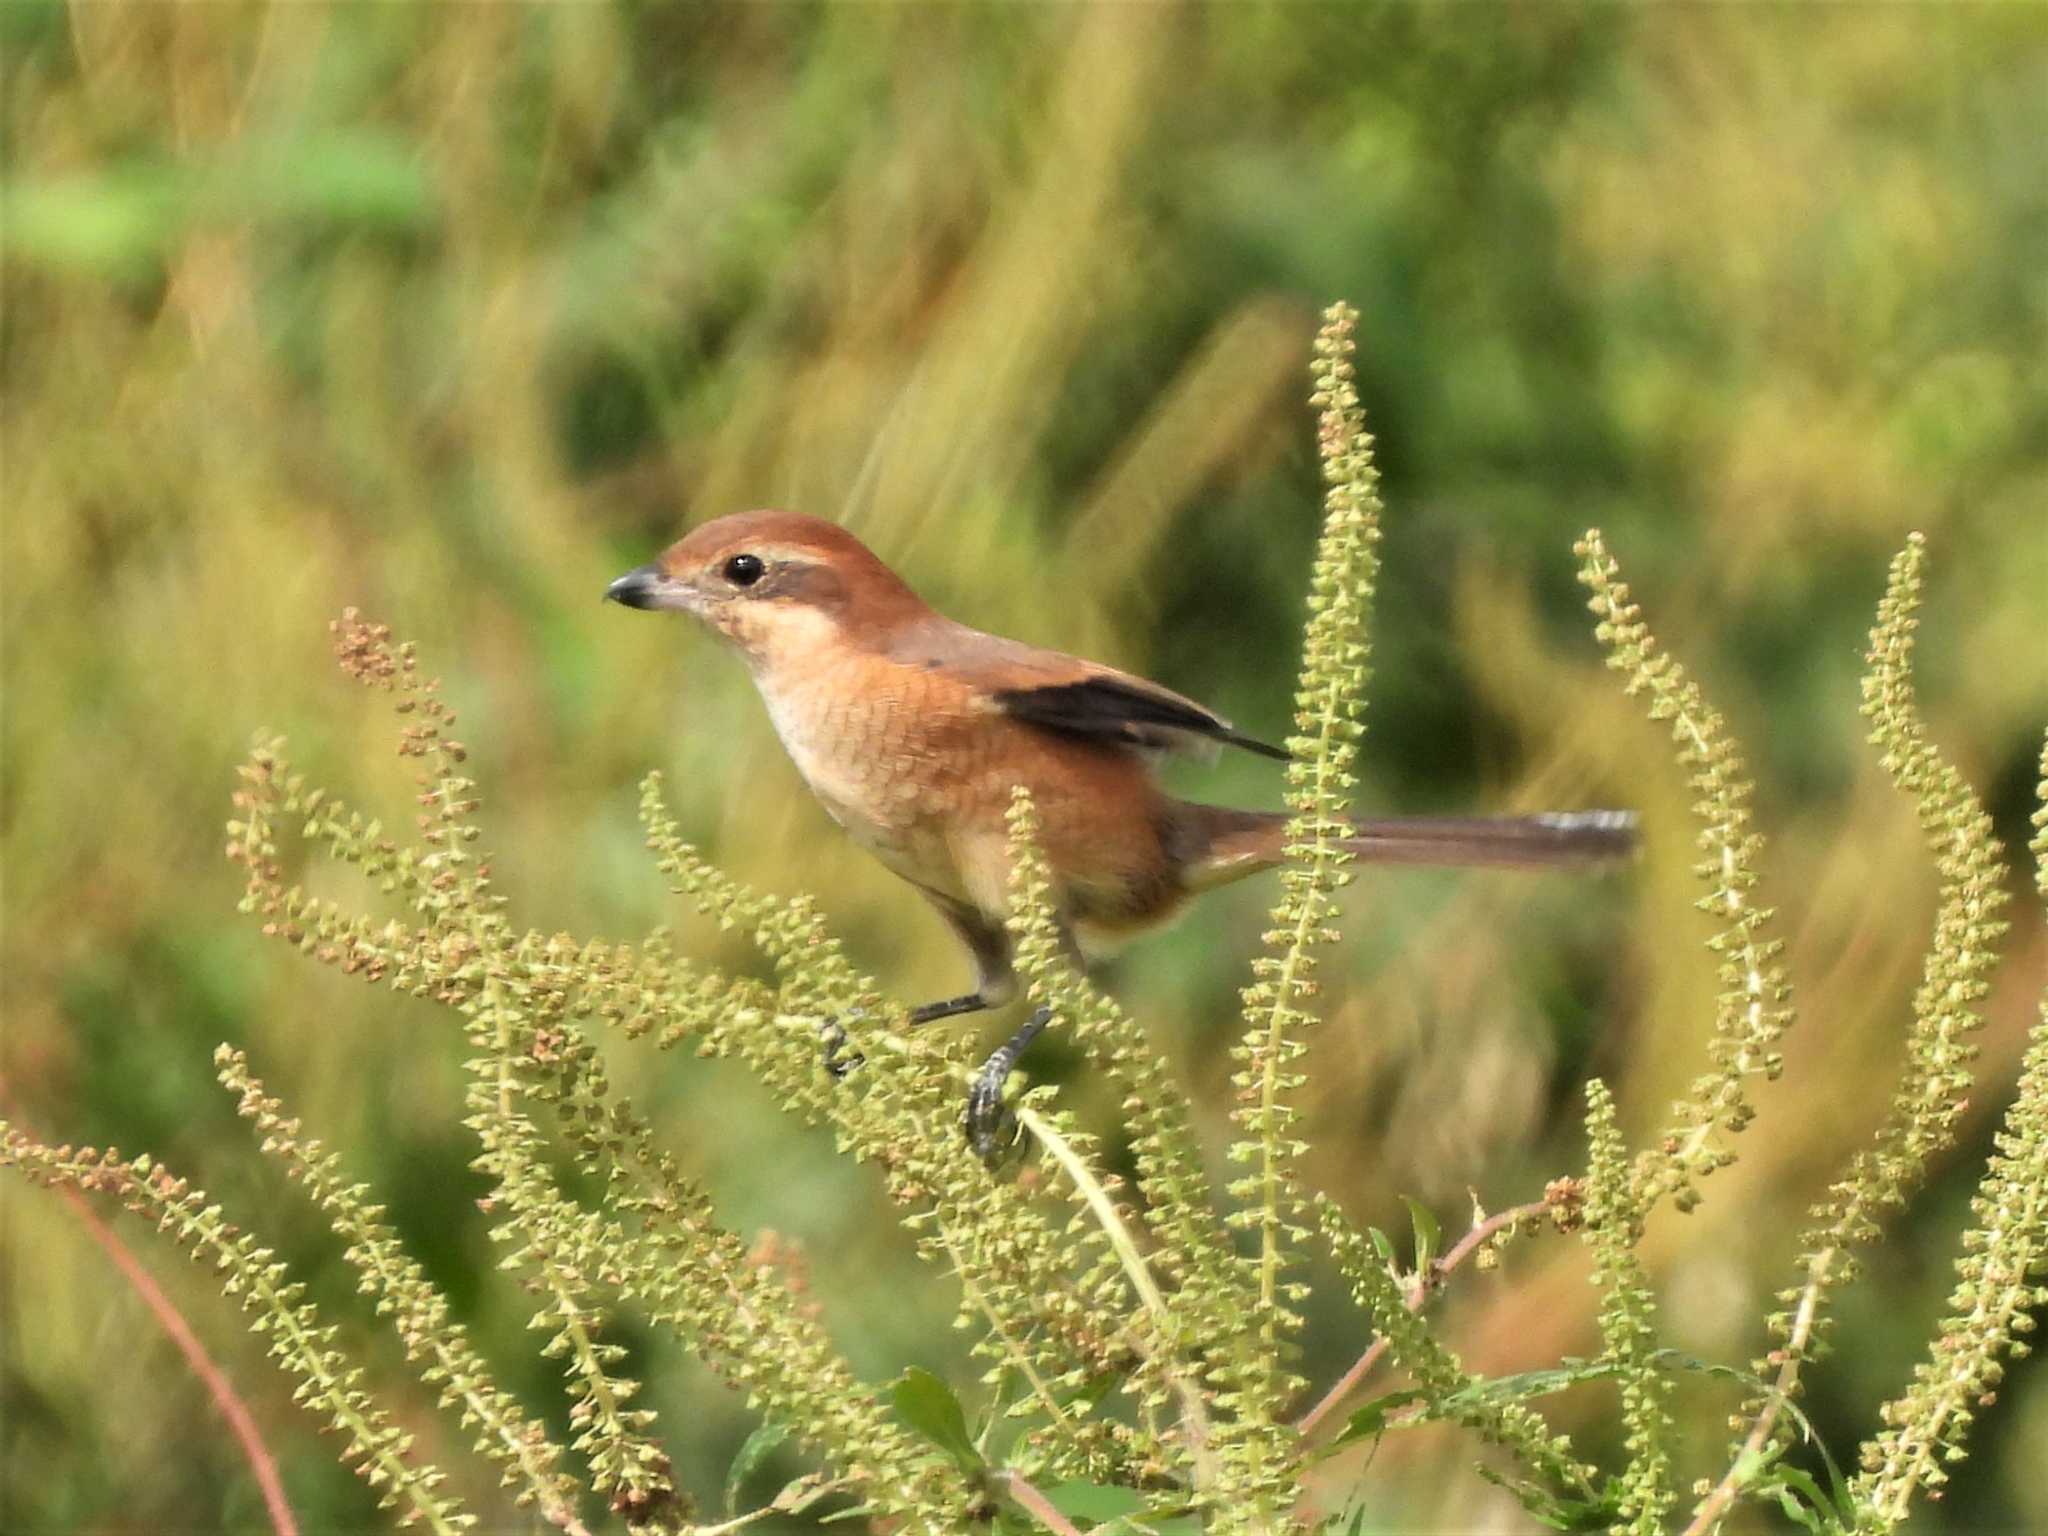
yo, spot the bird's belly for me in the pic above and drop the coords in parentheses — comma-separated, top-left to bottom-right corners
(757, 666, 1183, 930)
(822, 787, 961, 897)
(761, 686, 970, 896)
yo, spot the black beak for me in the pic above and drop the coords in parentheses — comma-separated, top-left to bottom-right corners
(605, 563, 666, 610)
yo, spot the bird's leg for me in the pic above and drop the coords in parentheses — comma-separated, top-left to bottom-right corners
(963, 1005, 1053, 1163)
(887, 894, 1046, 1151)
(820, 993, 995, 1079)
(908, 992, 993, 1025)
(911, 898, 1016, 1031)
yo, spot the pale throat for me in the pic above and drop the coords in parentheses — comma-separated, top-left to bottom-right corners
(727, 600, 845, 695)
(731, 600, 975, 904)
(736, 602, 879, 812)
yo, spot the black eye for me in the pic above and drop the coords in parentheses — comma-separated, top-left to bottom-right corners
(722, 553, 765, 588)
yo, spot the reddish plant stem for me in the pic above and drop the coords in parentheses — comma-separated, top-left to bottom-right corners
(1294, 1199, 1554, 1440)
(56, 1183, 299, 1536)
(997, 1470, 1085, 1535)
(1679, 1247, 1837, 1536)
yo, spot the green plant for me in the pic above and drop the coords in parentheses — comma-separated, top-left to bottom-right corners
(6, 303, 2045, 1534)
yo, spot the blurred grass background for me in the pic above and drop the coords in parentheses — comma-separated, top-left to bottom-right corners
(4, 3, 2046, 1530)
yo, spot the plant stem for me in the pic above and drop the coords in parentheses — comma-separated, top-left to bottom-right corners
(56, 1184, 300, 1536)
(996, 1470, 1086, 1535)
(1294, 1199, 1551, 1440)
(1015, 1103, 1214, 1484)
(1681, 1249, 1835, 1536)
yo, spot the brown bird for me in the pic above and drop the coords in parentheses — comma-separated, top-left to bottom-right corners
(608, 510, 1633, 1154)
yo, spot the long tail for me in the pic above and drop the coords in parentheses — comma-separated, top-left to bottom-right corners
(1179, 804, 1638, 891)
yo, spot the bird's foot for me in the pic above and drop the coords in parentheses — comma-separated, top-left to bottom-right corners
(961, 1006, 1052, 1166)
(824, 991, 996, 1082)
(819, 1016, 866, 1080)
(962, 1067, 1021, 1165)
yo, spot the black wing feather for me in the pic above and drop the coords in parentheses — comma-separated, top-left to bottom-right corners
(993, 677, 1290, 761)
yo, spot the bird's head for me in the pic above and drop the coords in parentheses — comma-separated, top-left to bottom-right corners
(605, 510, 926, 668)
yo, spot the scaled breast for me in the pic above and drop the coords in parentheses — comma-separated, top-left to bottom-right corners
(757, 656, 922, 831)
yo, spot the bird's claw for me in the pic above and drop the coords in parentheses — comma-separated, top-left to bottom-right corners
(962, 1063, 1023, 1165)
(819, 1017, 865, 1080)
(960, 1005, 1053, 1167)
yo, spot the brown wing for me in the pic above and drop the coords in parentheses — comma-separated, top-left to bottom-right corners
(886, 618, 1289, 763)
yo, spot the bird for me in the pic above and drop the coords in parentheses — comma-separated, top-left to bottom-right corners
(607, 510, 1634, 1156)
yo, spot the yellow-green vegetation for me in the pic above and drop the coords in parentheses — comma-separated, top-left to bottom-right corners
(7, 5, 2048, 1533)
(6, 305, 2047, 1536)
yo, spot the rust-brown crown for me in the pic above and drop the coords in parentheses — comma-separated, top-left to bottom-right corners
(607, 510, 929, 636)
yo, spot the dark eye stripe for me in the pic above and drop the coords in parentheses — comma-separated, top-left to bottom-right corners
(723, 553, 765, 587)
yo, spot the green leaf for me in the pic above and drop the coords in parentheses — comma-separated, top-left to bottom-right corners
(1437, 1357, 1618, 1415)
(890, 1367, 982, 1473)
(1311, 1499, 1372, 1536)
(1476, 1464, 1618, 1531)
(1815, 1435, 1857, 1518)
(1040, 1486, 1204, 1533)
(1367, 1349, 1766, 1434)
(1401, 1196, 1441, 1274)
(723, 1421, 790, 1516)
(1316, 1355, 1650, 1462)
(1320, 1388, 1427, 1453)
(1766, 1464, 1851, 1534)
(1043, 1482, 1146, 1520)
(1657, 1352, 1833, 1453)
(819, 1507, 877, 1524)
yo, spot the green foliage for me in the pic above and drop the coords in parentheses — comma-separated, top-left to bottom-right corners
(208, 618, 961, 1529)
(1217, 299, 1385, 1515)
(1575, 532, 1794, 1214)
(1852, 732, 2048, 1524)
(6, 299, 2047, 1536)
(215, 1047, 582, 1526)
(1319, 1192, 1598, 1511)
(0, 1133, 474, 1533)
(1569, 525, 2039, 1534)
(1720, 536, 2014, 1507)
(1579, 1080, 1674, 1532)
(11, 9, 2048, 1527)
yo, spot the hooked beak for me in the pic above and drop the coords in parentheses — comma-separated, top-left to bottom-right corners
(604, 562, 690, 612)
